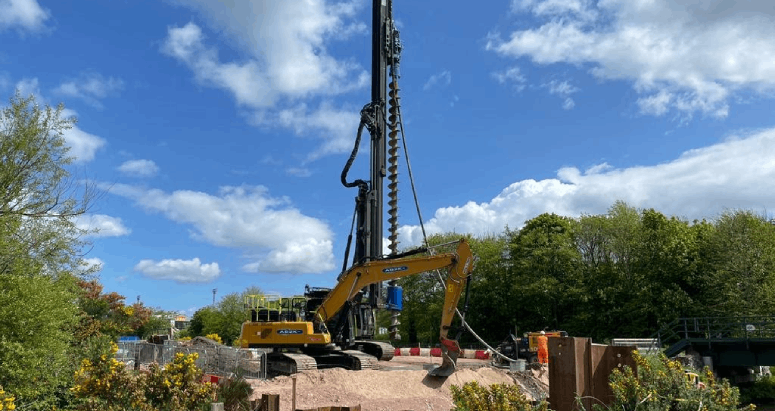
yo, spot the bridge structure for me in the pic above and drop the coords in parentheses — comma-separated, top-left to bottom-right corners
(654, 316, 775, 367)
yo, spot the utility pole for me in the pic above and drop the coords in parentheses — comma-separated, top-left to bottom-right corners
(212, 288, 217, 305)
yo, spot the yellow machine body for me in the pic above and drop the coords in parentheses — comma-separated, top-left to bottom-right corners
(239, 321, 331, 348)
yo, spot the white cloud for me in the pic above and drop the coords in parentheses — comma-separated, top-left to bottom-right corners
(160, 0, 370, 160)
(160, 0, 368, 100)
(118, 159, 159, 178)
(105, 183, 335, 273)
(0, 0, 49, 32)
(14, 78, 106, 162)
(491, 66, 527, 91)
(423, 70, 452, 91)
(286, 167, 312, 177)
(75, 214, 131, 238)
(167, 0, 366, 94)
(54, 72, 124, 109)
(14, 77, 40, 96)
(135, 258, 221, 284)
(61, 109, 106, 162)
(544, 80, 579, 110)
(78, 257, 104, 275)
(511, 0, 598, 21)
(161, 22, 276, 108)
(488, 0, 775, 118)
(399, 127, 775, 245)
(161, 18, 367, 158)
(258, 101, 360, 162)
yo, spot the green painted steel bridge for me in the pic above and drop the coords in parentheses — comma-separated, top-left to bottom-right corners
(654, 317, 775, 367)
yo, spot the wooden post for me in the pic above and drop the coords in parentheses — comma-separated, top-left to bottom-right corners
(292, 376, 297, 411)
(260, 394, 280, 411)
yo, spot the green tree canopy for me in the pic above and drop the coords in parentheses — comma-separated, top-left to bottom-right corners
(183, 286, 265, 345)
(0, 92, 97, 409)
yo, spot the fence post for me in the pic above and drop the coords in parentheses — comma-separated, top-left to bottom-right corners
(261, 351, 267, 379)
(292, 376, 297, 411)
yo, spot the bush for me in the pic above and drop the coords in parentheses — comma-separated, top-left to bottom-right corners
(72, 342, 216, 411)
(205, 333, 223, 344)
(600, 352, 755, 411)
(0, 385, 16, 411)
(217, 376, 253, 411)
(740, 375, 775, 405)
(450, 380, 549, 411)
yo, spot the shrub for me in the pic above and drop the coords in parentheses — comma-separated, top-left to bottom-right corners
(217, 375, 253, 411)
(600, 352, 756, 411)
(0, 385, 16, 411)
(71, 341, 144, 410)
(205, 334, 223, 344)
(72, 343, 216, 411)
(143, 352, 216, 411)
(450, 380, 549, 411)
(740, 375, 775, 405)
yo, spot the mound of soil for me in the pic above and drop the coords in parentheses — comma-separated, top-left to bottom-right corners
(249, 363, 548, 411)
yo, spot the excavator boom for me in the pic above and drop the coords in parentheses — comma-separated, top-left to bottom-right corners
(315, 239, 474, 376)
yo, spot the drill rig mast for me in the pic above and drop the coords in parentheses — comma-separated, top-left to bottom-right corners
(239, 0, 474, 378)
(338, 0, 403, 345)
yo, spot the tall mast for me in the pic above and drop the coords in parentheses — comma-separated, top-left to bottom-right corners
(366, 0, 388, 306)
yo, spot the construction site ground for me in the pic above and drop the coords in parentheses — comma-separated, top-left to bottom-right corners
(248, 355, 549, 411)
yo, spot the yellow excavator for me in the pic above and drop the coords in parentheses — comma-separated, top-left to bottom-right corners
(240, 239, 474, 377)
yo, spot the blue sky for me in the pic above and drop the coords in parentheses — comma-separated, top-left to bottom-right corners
(3, 0, 775, 316)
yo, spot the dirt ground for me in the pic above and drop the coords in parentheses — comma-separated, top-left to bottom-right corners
(248, 356, 549, 411)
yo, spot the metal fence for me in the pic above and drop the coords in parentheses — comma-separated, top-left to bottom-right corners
(116, 341, 267, 379)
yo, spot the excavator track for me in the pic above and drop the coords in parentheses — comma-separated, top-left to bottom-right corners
(353, 341, 395, 361)
(266, 352, 317, 377)
(341, 350, 378, 370)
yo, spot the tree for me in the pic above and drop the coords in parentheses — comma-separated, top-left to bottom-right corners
(628, 209, 700, 330)
(0, 271, 80, 408)
(215, 292, 249, 345)
(458, 233, 511, 344)
(75, 279, 162, 340)
(0, 92, 97, 409)
(702, 210, 775, 316)
(183, 286, 263, 345)
(507, 213, 582, 333)
(0, 91, 95, 277)
(187, 306, 222, 339)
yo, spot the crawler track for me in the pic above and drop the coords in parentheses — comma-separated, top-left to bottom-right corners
(267, 352, 317, 376)
(352, 341, 395, 361)
(341, 350, 378, 370)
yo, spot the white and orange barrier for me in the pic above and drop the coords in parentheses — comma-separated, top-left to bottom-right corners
(395, 347, 490, 360)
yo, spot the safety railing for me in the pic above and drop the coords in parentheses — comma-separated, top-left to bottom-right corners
(652, 316, 775, 355)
